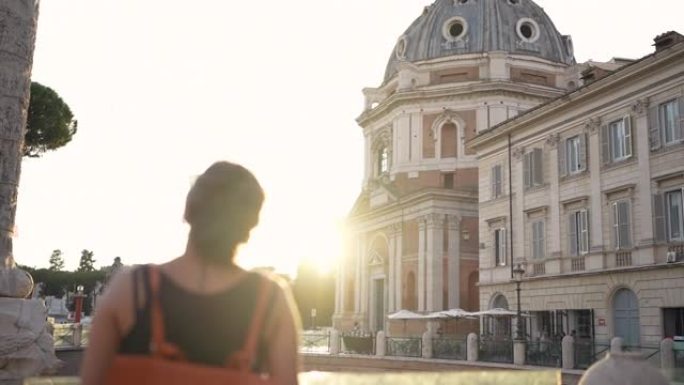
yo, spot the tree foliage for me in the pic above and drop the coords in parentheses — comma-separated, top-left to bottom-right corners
(292, 263, 335, 329)
(77, 249, 96, 272)
(48, 249, 65, 271)
(24, 82, 78, 157)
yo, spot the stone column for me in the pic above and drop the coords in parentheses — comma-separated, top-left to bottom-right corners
(335, 256, 343, 314)
(363, 129, 372, 186)
(387, 224, 402, 313)
(467, 333, 479, 362)
(513, 340, 526, 365)
(587, 121, 604, 254)
(375, 331, 386, 356)
(632, 100, 655, 254)
(354, 236, 362, 314)
(360, 236, 369, 318)
(0, 1, 60, 379)
(388, 229, 396, 313)
(329, 329, 340, 355)
(562, 335, 575, 369)
(418, 218, 426, 312)
(447, 215, 460, 309)
(660, 338, 674, 380)
(546, 134, 562, 257)
(426, 214, 444, 311)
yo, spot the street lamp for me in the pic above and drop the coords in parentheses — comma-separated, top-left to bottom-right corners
(512, 264, 525, 341)
(74, 285, 85, 324)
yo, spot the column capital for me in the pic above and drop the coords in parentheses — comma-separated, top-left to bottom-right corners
(632, 98, 650, 117)
(388, 223, 403, 236)
(425, 213, 444, 228)
(584, 117, 601, 135)
(447, 214, 460, 229)
(512, 146, 524, 160)
(545, 133, 560, 149)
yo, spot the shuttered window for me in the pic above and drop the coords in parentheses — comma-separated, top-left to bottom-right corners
(523, 148, 543, 188)
(566, 135, 587, 175)
(651, 98, 683, 150)
(666, 190, 684, 242)
(491, 165, 502, 199)
(569, 210, 589, 256)
(495, 228, 507, 266)
(603, 116, 633, 163)
(531, 220, 545, 260)
(612, 201, 632, 250)
(661, 99, 681, 145)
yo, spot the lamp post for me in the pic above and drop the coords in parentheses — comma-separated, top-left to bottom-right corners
(74, 285, 85, 324)
(512, 264, 525, 341)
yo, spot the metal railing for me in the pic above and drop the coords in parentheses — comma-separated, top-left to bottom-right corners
(574, 340, 610, 370)
(571, 257, 586, 272)
(479, 338, 514, 364)
(341, 335, 375, 355)
(386, 337, 421, 358)
(622, 345, 660, 367)
(526, 340, 561, 367)
(616, 251, 633, 267)
(301, 332, 330, 354)
(433, 337, 467, 360)
(52, 323, 90, 350)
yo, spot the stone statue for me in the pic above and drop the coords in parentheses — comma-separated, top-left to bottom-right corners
(0, 0, 61, 379)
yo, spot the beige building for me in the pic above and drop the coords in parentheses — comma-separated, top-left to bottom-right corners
(469, 32, 684, 347)
(334, 0, 585, 336)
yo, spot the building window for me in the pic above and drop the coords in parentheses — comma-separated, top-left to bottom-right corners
(531, 220, 545, 260)
(612, 200, 632, 250)
(377, 147, 389, 175)
(443, 173, 454, 189)
(602, 116, 632, 164)
(663, 308, 684, 339)
(661, 100, 681, 145)
(667, 190, 683, 242)
(494, 228, 507, 266)
(650, 98, 683, 150)
(491, 165, 503, 199)
(523, 148, 543, 189)
(566, 136, 586, 175)
(568, 210, 589, 256)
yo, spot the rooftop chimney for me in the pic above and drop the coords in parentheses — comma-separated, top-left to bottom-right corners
(654, 31, 684, 52)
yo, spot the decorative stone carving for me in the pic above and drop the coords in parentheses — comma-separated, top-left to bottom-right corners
(388, 223, 402, 236)
(584, 117, 601, 134)
(631, 98, 649, 116)
(511, 146, 524, 160)
(425, 213, 445, 228)
(545, 133, 560, 148)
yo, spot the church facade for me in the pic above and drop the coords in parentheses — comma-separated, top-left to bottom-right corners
(333, 0, 587, 335)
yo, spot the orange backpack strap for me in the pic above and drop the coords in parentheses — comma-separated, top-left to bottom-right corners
(227, 275, 273, 371)
(148, 265, 185, 360)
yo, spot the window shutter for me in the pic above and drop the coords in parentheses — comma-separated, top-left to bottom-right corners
(579, 134, 587, 171)
(619, 201, 631, 248)
(580, 210, 589, 254)
(491, 166, 498, 199)
(623, 116, 633, 158)
(612, 203, 619, 250)
(569, 214, 578, 257)
(678, 97, 684, 142)
(533, 148, 543, 185)
(649, 105, 661, 150)
(523, 152, 531, 188)
(601, 125, 611, 164)
(501, 229, 507, 265)
(654, 194, 666, 243)
(559, 139, 567, 177)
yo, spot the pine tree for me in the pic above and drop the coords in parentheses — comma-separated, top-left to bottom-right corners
(48, 249, 65, 271)
(77, 249, 96, 272)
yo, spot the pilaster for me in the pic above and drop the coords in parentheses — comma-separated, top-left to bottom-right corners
(426, 214, 444, 311)
(447, 215, 461, 309)
(633, 99, 655, 249)
(586, 119, 604, 253)
(418, 218, 426, 312)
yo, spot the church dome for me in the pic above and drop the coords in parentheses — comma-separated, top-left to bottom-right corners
(385, 0, 575, 82)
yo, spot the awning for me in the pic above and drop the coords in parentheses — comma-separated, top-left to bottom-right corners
(387, 309, 425, 320)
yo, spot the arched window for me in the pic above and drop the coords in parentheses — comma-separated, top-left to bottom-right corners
(377, 147, 389, 175)
(441, 122, 458, 158)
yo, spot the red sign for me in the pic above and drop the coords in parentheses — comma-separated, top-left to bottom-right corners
(598, 318, 606, 326)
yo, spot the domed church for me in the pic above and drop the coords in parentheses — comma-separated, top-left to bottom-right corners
(333, 0, 587, 334)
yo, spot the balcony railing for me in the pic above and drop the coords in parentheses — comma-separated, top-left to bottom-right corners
(532, 262, 546, 276)
(479, 337, 514, 364)
(616, 251, 633, 267)
(571, 257, 586, 272)
(526, 340, 561, 368)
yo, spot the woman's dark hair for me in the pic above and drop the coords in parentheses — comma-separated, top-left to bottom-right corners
(184, 161, 264, 266)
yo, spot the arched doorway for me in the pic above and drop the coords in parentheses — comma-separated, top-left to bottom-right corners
(613, 288, 640, 346)
(488, 294, 511, 338)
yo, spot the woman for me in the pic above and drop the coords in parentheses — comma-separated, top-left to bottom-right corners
(81, 161, 300, 385)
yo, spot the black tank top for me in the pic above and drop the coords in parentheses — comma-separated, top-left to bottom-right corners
(118, 265, 275, 369)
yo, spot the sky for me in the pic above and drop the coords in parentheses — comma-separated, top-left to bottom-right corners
(16, 0, 684, 277)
